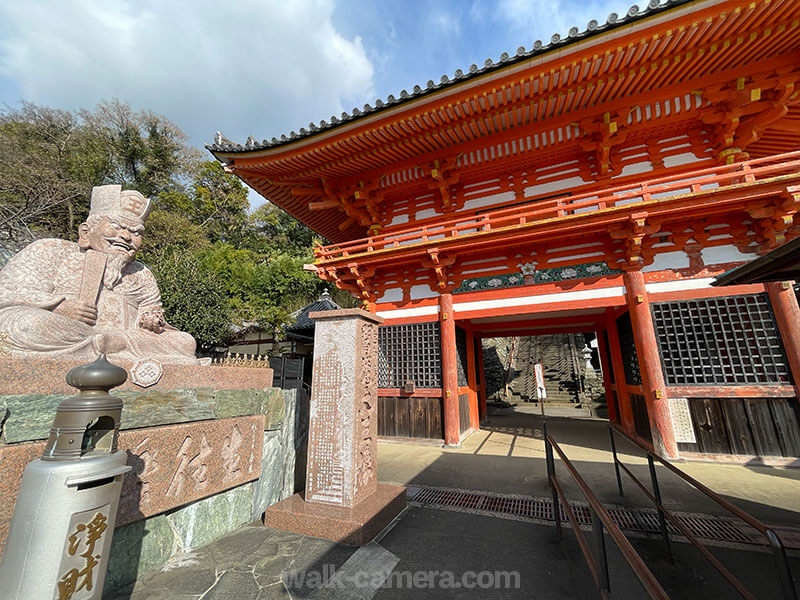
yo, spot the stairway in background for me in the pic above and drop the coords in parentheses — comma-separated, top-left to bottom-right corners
(508, 334, 581, 403)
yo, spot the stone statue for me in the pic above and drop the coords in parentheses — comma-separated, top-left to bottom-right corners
(0, 185, 201, 365)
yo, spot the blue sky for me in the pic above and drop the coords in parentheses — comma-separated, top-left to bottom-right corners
(0, 0, 633, 202)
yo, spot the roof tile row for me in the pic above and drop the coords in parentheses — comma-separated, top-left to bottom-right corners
(208, 0, 691, 154)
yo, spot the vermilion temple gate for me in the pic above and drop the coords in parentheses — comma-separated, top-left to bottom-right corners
(211, 0, 800, 461)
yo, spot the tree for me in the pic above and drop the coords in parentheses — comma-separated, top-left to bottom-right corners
(139, 209, 209, 256)
(0, 100, 199, 243)
(246, 202, 319, 257)
(81, 99, 200, 198)
(190, 161, 249, 244)
(144, 246, 232, 352)
(0, 102, 93, 242)
(0, 98, 354, 352)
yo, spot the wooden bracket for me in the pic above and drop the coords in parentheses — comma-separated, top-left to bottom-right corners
(425, 158, 461, 208)
(421, 248, 457, 292)
(609, 212, 659, 268)
(317, 265, 376, 307)
(701, 67, 800, 161)
(580, 110, 630, 177)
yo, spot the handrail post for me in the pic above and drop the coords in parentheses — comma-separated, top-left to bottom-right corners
(647, 454, 673, 563)
(766, 529, 799, 600)
(609, 426, 624, 497)
(591, 508, 611, 595)
(544, 422, 562, 539)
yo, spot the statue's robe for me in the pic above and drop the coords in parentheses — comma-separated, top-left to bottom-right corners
(0, 239, 198, 363)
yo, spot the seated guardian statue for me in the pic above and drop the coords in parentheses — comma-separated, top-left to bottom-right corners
(0, 185, 201, 364)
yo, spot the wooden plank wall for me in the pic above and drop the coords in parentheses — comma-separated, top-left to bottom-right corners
(678, 397, 800, 457)
(629, 393, 652, 445)
(378, 396, 443, 440)
(458, 393, 470, 435)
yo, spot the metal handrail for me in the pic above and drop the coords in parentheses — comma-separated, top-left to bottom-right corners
(609, 424, 798, 600)
(543, 422, 670, 599)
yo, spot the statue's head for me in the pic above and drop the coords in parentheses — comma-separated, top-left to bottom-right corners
(78, 185, 152, 261)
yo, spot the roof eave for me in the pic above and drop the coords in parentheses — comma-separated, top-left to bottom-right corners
(207, 0, 699, 159)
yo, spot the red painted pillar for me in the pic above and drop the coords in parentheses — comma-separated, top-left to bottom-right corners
(440, 293, 460, 446)
(466, 328, 480, 431)
(477, 336, 488, 422)
(595, 329, 619, 423)
(624, 270, 678, 458)
(606, 309, 635, 433)
(766, 281, 800, 398)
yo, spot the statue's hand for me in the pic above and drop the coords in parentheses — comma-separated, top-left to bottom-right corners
(139, 309, 166, 334)
(53, 300, 98, 326)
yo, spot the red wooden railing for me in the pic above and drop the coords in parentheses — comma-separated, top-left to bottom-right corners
(314, 151, 800, 261)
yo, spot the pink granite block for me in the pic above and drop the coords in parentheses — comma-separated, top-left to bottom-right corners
(305, 310, 382, 508)
(0, 441, 45, 555)
(0, 358, 272, 395)
(263, 484, 406, 545)
(0, 415, 264, 555)
(116, 415, 264, 524)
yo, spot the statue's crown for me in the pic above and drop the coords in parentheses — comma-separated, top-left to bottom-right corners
(89, 185, 152, 224)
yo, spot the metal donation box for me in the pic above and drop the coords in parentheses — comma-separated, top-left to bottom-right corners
(0, 355, 132, 600)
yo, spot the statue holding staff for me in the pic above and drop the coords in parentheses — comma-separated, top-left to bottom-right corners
(0, 185, 200, 364)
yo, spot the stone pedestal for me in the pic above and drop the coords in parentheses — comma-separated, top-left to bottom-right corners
(264, 309, 406, 544)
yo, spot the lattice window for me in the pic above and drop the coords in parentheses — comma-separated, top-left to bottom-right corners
(456, 326, 468, 387)
(652, 294, 792, 386)
(378, 322, 442, 388)
(617, 312, 642, 385)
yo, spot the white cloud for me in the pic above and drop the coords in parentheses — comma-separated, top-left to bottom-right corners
(431, 10, 462, 38)
(491, 0, 634, 44)
(0, 0, 375, 146)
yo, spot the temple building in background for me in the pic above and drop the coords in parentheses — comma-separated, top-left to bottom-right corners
(210, 0, 800, 460)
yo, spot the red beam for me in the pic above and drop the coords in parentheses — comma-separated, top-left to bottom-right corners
(666, 385, 795, 398)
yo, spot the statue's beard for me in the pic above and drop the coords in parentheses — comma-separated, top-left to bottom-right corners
(103, 254, 132, 288)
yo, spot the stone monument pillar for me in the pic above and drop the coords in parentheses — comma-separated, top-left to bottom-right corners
(264, 309, 406, 544)
(305, 309, 380, 507)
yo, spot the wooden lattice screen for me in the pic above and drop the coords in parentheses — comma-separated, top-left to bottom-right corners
(651, 294, 792, 386)
(378, 322, 442, 388)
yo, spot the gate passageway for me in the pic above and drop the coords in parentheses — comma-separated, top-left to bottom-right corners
(377, 405, 800, 527)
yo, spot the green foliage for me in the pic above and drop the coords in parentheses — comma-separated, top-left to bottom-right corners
(246, 202, 319, 257)
(139, 208, 209, 255)
(143, 247, 232, 352)
(0, 100, 198, 242)
(0, 98, 358, 352)
(191, 161, 249, 244)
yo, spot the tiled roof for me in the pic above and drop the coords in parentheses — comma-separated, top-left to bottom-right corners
(285, 289, 341, 334)
(208, 0, 692, 154)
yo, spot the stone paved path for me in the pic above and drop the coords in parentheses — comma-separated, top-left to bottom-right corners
(108, 522, 358, 599)
(108, 505, 800, 599)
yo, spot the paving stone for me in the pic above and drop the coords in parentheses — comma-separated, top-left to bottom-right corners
(135, 553, 217, 597)
(254, 553, 292, 579)
(203, 570, 261, 599)
(256, 582, 295, 600)
(202, 522, 275, 566)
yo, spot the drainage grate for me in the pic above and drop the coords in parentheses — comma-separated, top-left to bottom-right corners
(408, 487, 758, 545)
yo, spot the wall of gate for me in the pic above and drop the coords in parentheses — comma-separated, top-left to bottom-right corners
(651, 293, 799, 460)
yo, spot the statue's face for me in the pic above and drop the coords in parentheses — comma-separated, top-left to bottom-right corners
(80, 215, 144, 259)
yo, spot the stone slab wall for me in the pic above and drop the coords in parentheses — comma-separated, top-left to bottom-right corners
(0, 383, 299, 597)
